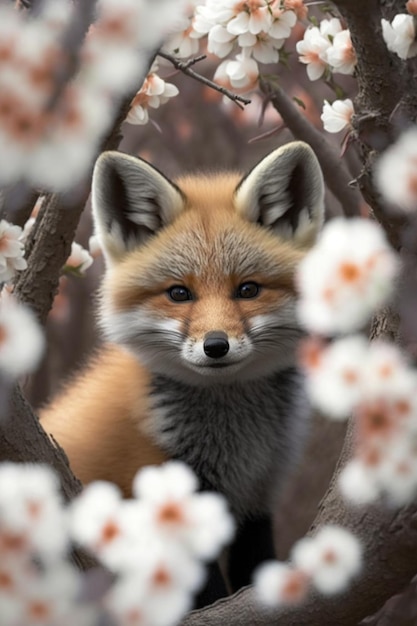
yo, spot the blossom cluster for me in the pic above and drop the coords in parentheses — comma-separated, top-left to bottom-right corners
(296, 17, 356, 80)
(0, 461, 234, 626)
(254, 525, 362, 606)
(296, 214, 417, 505)
(0, 0, 188, 190)
(192, 0, 303, 91)
(297, 218, 399, 335)
(296, 17, 357, 81)
(127, 62, 179, 126)
(302, 336, 417, 506)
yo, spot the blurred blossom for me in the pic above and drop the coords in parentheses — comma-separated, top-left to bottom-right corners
(254, 525, 361, 606)
(300, 335, 368, 420)
(214, 53, 259, 91)
(406, 0, 417, 16)
(0, 464, 68, 562)
(381, 14, 417, 59)
(321, 98, 354, 133)
(132, 461, 235, 561)
(291, 526, 362, 594)
(0, 221, 27, 283)
(296, 217, 399, 334)
(0, 0, 189, 189)
(375, 128, 417, 212)
(254, 562, 309, 607)
(0, 295, 45, 380)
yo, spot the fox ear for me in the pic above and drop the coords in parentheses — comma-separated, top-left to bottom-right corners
(92, 151, 185, 264)
(234, 141, 325, 246)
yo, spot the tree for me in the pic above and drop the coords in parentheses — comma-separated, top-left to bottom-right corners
(1, 0, 417, 624)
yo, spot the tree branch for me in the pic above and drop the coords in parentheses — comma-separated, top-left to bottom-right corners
(259, 77, 362, 217)
(158, 51, 251, 110)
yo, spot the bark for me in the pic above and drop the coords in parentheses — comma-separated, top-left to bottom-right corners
(259, 78, 363, 218)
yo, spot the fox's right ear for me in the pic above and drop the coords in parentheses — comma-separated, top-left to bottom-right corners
(92, 151, 185, 265)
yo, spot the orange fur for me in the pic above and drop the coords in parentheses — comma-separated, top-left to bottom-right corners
(40, 345, 166, 496)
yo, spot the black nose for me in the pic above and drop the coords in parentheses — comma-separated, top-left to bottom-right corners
(203, 332, 229, 359)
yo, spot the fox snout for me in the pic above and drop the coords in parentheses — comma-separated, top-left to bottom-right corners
(203, 331, 230, 359)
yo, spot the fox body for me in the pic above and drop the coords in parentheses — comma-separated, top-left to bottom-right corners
(40, 141, 325, 597)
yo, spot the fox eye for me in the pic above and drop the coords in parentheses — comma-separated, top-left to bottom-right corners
(236, 281, 260, 299)
(167, 285, 193, 302)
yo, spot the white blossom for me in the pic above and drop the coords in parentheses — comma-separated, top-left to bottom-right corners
(0, 295, 45, 380)
(133, 462, 235, 561)
(302, 335, 368, 420)
(375, 128, 417, 212)
(326, 29, 357, 75)
(296, 217, 399, 334)
(321, 99, 354, 133)
(64, 242, 94, 275)
(291, 526, 362, 594)
(338, 459, 381, 505)
(296, 26, 330, 80)
(253, 562, 309, 607)
(381, 14, 417, 59)
(0, 463, 68, 561)
(0, 221, 27, 283)
(126, 63, 179, 126)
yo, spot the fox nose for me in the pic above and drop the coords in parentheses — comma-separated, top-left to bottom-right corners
(203, 332, 229, 359)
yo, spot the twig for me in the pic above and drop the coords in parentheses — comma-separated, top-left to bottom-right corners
(158, 50, 251, 110)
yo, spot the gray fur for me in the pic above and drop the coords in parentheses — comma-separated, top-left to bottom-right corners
(148, 368, 309, 521)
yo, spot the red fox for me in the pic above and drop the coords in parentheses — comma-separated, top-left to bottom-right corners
(40, 141, 324, 599)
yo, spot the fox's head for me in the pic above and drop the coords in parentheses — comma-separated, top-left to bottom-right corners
(92, 142, 325, 385)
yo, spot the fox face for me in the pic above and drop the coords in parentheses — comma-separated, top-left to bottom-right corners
(92, 142, 325, 386)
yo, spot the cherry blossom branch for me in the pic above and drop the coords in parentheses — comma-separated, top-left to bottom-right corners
(158, 50, 251, 110)
(259, 77, 362, 217)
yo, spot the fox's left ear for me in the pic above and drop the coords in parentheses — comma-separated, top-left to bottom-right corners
(234, 141, 325, 246)
(92, 151, 185, 265)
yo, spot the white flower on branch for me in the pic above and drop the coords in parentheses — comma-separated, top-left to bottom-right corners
(300, 335, 368, 420)
(104, 571, 193, 626)
(0, 221, 27, 284)
(326, 29, 357, 75)
(214, 53, 259, 90)
(126, 63, 179, 126)
(133, 461, 235, 561)
(381, 14, 417, 60)
(296, 218, 399, 334)
(254, 562, 310, 607)
(321, 98, 354, 133)
(64, 242, 94, 275)
(296, 18, 341, 80)
(0, 463, 68, 562)
(375, 128, 417, 212)
(0, 295, 45, 380)
(254, 525, 362, 606)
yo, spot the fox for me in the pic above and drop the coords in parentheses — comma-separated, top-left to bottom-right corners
(40, 140, 325, 602)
